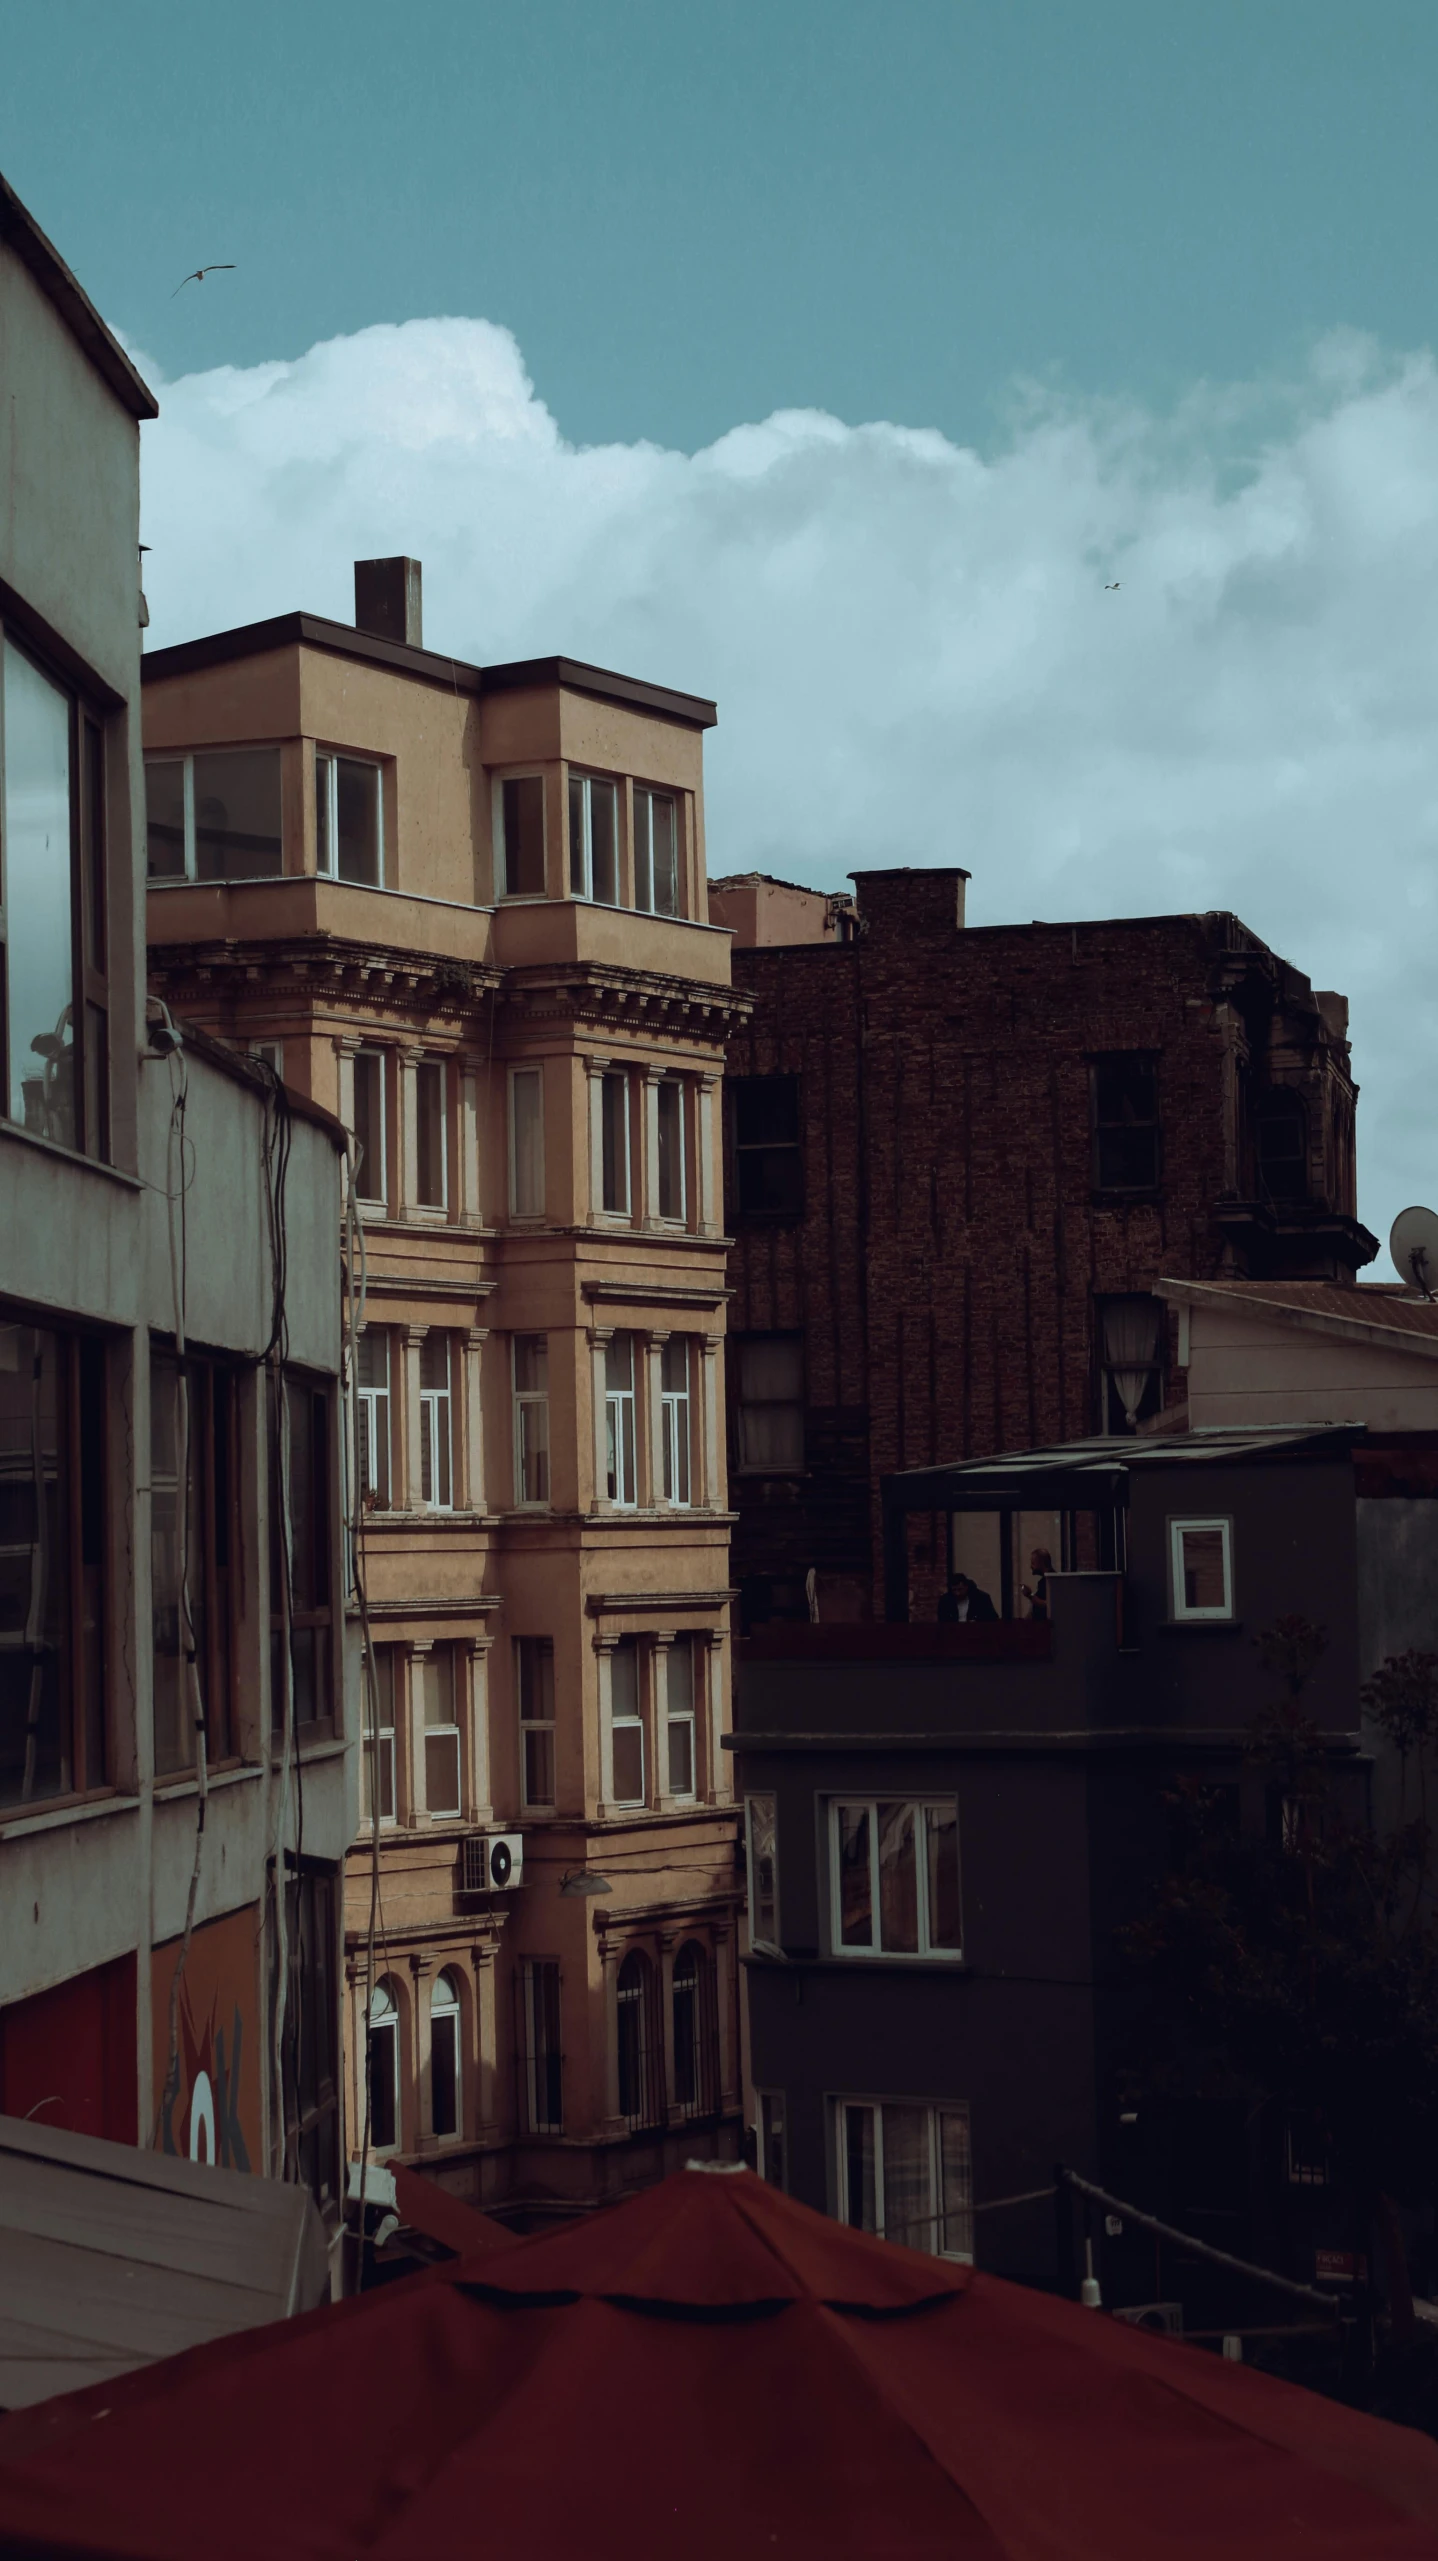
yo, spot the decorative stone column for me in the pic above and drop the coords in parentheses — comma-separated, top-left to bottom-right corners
(640, 1067, 662, 1228)
(399, 1323, 426, 1511)
(589, 1325, 613, 1513)
(594, 1632, 618, 1814)
(460, 1326, 488, 1514)
(695, 1072, 720, 1235)
(706, 1628, 731, 1805)
(644, 1329, 666, 1509)
(465, 1635, 493, 1826)
(586, 1055, 609, 1224)
(651, 1630, 674, 1804)
(457, 1055, 483, 1227)
(395, 1044, 424, 1218)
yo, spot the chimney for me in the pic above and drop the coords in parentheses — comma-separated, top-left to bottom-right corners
(354, 557, 423, 648)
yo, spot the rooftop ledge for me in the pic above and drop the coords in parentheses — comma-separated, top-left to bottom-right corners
(736, 1622, 1054, 1664)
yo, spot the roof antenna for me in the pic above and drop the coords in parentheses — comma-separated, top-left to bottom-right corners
(1389, 1206, 1438, 1300)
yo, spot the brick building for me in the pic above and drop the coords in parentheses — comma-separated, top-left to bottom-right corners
(709, 867, 1375, 1624)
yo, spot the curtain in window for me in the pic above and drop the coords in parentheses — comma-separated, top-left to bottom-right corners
(882, 2105, 934, 2252)
(1101, 1297, 1162, 1428)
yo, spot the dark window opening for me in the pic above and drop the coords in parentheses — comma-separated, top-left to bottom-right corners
(0, 1316, 106, 1809)
(150, 1347, 238, 1773)
(672, 1940, 720, 2119)
(274, 1857, 342, 2209)
(1255, 1088, 1309, 1205)
(732, 1075, 803, 1217)
(500, 777, 546, 897)
(1091, 1054, 1160, 1193)
(616, 1949, 664, 2130)
(520, 1956, 563, 2133)
(269, 1372, 334, 1736)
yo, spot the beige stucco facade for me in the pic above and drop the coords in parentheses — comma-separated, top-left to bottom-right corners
(144, 591, 749, 2212)
(1157, 1279, 1438, 1432)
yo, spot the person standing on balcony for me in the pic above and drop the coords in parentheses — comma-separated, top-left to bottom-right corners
(1021, 1548, 1054, 1621)
(938, 1571, 998, 1624)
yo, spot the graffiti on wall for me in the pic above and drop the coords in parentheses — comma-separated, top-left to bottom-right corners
(151, 1902, 263, 2172)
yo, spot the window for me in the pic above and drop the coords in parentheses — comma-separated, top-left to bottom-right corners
(3, 640, 109, 1158)
(268, 1372, 334, 1733)
(735, 1337, 804, 1471)
(600, 1071, 630, 1215)
(633, 787, 679, 916)
(150, 1348, 237, 1775)
(517, 1636, 556, 1808)
(145, 748, 283, 883)
(604, 1335, 638, 1507)
(746, 1794, 779, 1950)
(1169, 1517, 1233, 1621)
(520, 1958, 563, 2133)
(356, 1330, 391, 1510)
(512, 1336, 550, 1506)
(430, 1971, 462, 2138)
(275, 1859, 342, 2210)
(509, 1067, 545, 1218)
(665, 1637, 698, 1799)
(672, 1941, 719, 2118)
(250, 1039, 283, 1078)
(758, 2094, 787, 2188)
(1098, 1295, 1163, 1434)
(616, 1950, 663, 2129)
(352, 1051, 387, 1204)
(419, 1334, 453, 1509)
(610, 1637, 644, 1805)
(365, 1977, 400, 2152)
(656, 1080, 686, 1222)
(830, 1799, 963, 1960)
(362, 1647, 396, 1826)
(1255, 1089, 1308, 1204)
(498, 775, 546, 897)
(1285, 2114, 1330, 2187)
(732, 1076, 802, 1217)
(660, 1337, 692, 1507)
(0, 1316, 105, 1809)
(415, 1059, 448, 1209)
(1091, 1054, 1160, 1193)
(837, 2101, 973, 2260)
(568, 771, 618, 903)
(419, 1646, 461, 1817)
(316, 752, 382, 885)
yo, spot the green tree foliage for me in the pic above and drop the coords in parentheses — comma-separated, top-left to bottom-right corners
(1122, 1622, 1438, 2213)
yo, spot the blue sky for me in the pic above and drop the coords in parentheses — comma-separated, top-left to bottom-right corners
(7, 2, 1438, 1253)
(3, 0, 1438, 454)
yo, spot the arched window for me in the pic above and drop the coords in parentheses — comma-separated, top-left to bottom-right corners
(672, 1941, 719, 2120)
(616, 1950, 662, 2129)
(1255, 1090, 1308, 1205)
(430, 1970, 462, 2139)
(367, 1978, 401, 2152)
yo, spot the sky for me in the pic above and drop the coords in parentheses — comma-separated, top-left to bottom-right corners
(4, 1, 1438, 1255)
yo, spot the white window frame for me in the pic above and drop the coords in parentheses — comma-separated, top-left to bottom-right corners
(610, 1636, 645, 1807)
(746, 1792, 779, 1953)
(1168, 1515, 1234, 1621)
(143, 747, 284, 882)
(419, 1646, 462, 1818)
(827, 1797, 963, 1963)
(362, 1646, 397, 1828)
(834, 2098, 973, 2262)
(599, 1069, 631, 1217)
(250, 1038, 284, 1077)
(352, 1047, 388, 1206)
(604, 1334, 638, 1508)
(429, 1970, 463, 2139)
(315, 750, 384, 885)
(419, 1334, 453, 1511)
(656, 1077, 687, 1224)
(494, 772, 548, 900)
(356, 1328, 391, 1511)
(567, 768, 619, 905)
(512, 1335, 550, 1508)
(633, 783, 681, 916)
(660, 1337, 692, 1507)
(509, 1065, 545, 1220)
(664, 1636, 697, 1801)
(517, 1636, 556, 1810)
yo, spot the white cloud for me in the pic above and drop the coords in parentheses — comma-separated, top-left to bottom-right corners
(136, 316, 1438, 1261)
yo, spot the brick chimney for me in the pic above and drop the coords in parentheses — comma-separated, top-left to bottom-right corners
(354, 557, 423, 647)
(849, 868, 968, 940)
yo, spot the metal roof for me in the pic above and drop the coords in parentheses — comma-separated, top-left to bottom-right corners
(885, 1424, 1358, 1512)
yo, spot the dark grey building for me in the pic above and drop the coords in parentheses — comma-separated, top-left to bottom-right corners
(732, 1424, 1431, 2312)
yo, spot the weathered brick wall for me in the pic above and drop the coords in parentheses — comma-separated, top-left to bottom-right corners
(725, 873, 1359, 1619)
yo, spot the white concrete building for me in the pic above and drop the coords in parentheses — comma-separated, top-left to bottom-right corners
(0, 171, 355, 2230)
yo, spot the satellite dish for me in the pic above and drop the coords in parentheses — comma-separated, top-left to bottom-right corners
(1389, 1205, 1438, 1297)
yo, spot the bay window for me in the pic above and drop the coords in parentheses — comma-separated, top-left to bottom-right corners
(145, 746, 282, 882)
(316, 752, 382, 884)
(633, 786, 679, 915)
(568, 771, 618, 903)
(497, 774, 546, 898)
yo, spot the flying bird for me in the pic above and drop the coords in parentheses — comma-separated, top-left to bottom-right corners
(172, 264, 236, 296)
(1104, 580, 1121, 591)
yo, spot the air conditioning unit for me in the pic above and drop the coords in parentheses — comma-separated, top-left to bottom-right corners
(461, 1832, 524, 1894)
(1113, 2301, 1184, 2338)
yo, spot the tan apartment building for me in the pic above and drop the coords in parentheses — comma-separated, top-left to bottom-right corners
(0, 173, 355, 2246)
(142, 563, 748, 2214)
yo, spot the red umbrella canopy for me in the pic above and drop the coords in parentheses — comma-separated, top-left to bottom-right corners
(3, 2163, 1438, 2559)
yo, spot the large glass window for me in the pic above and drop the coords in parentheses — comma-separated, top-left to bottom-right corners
(517, 1635, 556, 1808)
(1098, 1295, 1163, 1434)
(513, 1336, 550, 1506)
(831, 1799, 962, 1960)
(498, 776, 546, 897)
(269, 1372, 334, 1734)
(665, 1636, 697, 1799)
(661, 1337, 692, 1506)
(150, 1348, 237, 1775)
(356, 1330, 391, 1510)
(735, 1336, 804, 1471)
(521, 1957, 563, 2133)
(838, 2100, 973, 2260)
(0, 1315, 105, 1809)
(568, 772, 618, 903)
(316, 753, 382, 885)
(604, 1335, 638, 1507)
(362, 1646, 396, 1826)
(419, 1333, 452, 1509)
(2, 642, 108, 1158)
(352, 1051, 388, 1205)
(509, 1067, 545, 1218)
(732, 1076, 803, 1217)
(1169, 1516, 1234, 1621)
(610, 1636, 644, 1805)
(656, 1080, 686, 1222)
(633, 787, 679, 916)
(366, 1976, 400, 2152)
(146, 749, 282, 883)
(420, 1646, 461, 1817)
(430, 1971, 462, 2138)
